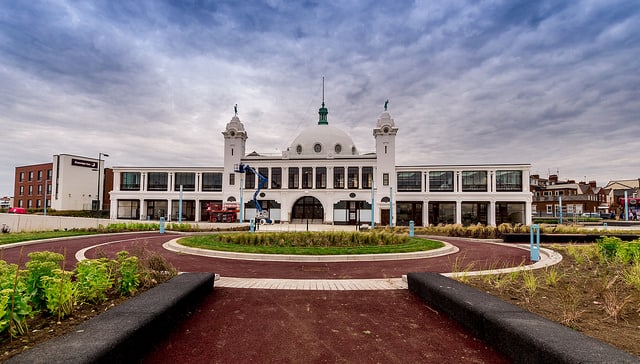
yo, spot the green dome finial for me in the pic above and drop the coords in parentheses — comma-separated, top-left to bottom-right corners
(318, 77, 328, 125)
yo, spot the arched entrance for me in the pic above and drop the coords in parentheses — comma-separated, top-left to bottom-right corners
(291, 196, 324, 223)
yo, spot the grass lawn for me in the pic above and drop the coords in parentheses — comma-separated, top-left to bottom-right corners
(178, 233, 444, 255)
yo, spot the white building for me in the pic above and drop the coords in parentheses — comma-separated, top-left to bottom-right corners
(109, 102, 532, 226)
(51, 154, 106, 211)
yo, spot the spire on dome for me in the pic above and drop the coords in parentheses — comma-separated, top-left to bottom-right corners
(318, 77, 328, 125)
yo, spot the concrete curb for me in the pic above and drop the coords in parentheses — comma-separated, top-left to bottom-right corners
(7, 272, 215, 364)
(407, 272, 640, 364)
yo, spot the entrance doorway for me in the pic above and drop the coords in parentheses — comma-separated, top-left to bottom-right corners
(381, 209, 390, 226)
(291, 196, 324, 223)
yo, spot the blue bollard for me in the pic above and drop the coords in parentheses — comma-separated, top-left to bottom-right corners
(409, 220, 414, 237)
(530, 224, 540, 262)
(159, 217, 165, 234)
(250, 218, 255, 232)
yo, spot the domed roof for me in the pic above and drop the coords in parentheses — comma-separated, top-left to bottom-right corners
(289, 124, 358, 158)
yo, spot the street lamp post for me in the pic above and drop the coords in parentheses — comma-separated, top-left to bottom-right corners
(97, 153, 109, 212)
(43, 181, 48, 216)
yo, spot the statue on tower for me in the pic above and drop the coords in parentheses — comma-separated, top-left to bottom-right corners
(234, 104, 238, 116)
(384, 99, 389, 111)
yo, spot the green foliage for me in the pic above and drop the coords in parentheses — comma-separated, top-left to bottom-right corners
(41, 269, 74, 318)
(0, 247, 175, 338)
(0, 261, 33, 337)
(115, 251, 139, 296)
(623, 261, 640, 291)
(213, 231, 409, 248)
(522, 269, 537, 293)
(597, 237, 640, 264)
(74, 259, 114, 303)
(24, 251, 64, 311)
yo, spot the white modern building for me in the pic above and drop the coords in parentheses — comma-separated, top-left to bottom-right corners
(109, 101, 532, 226)
(51, 154, 107, 211)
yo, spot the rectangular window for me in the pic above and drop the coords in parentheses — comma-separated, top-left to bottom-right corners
(302, 167, 313, 189)
(37, 184, 43, 195)
(258, 168, 269, 189)
(429, 171, 454, 192)
(19, 172, 24, 182)
(546, 205, 553, 214)
(361, 167, 373, 189)
(348, 167, 359, 189)
(47, 169, 52, 179)
(383, 173, 389, 186)
(19, 186, 24, 195)
(147, 172, 168, 191)
(271, 167, 282, 189)
(496, 170, 523, 192)
(288, 167, 299, 189)
(121, 172, 141, 191)
(229, 173, 235, 186)
(28, 185, 33, 195)
(461, 171, 488, 192)
(244, 168, 256, 189)
(36, 199, 41, 208)
(37, 170, 43, 181)
(428, 202, 456, 225)
(175, 172, 196, 191)
(334, 167, 345, 189)
(28, 171, 33, 181)
(27, 200, 33, 208)
(202, 173, 223, 191)
(316, 167, 326, 189)
(397, 171, 421, 192)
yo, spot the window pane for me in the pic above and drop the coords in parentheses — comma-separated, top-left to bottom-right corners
(288, 167, 299, 189)
(245, 168, 256, 189)
(258, 168, 269, 189)
(496, 171, 522, 192)
(334, 167, 344, 189)
(348, 167, 359, 189)
(316, 167, 326, 189)
(148, 172, 168, 191)
(271, 167, 282, 189)
(397, 171, 421, 192)
(121, 172, 141, 191)
(175, 172, 195, 191)
(429, 171, 454, 192)
(428, 202, 456, 225)
(202, 173, 222, 191)
(302, 167, 313, 189)
(362, 167, 373, 189)
(461, 171, 487, 192)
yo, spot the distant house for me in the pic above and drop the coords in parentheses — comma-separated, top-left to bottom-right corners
(604, 179, 640, 214)
(530, 174, 605, 217)
(0, 196, 11, 209)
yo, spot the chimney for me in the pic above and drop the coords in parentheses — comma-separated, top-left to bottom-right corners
(589, 181, 597, 188)
(549, 174, 558, 184)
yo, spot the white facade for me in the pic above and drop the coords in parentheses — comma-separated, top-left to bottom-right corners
(109, 103, 532, 226)
(51, 154, 104, 211)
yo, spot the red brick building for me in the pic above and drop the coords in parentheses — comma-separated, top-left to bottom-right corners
(13, 163, 53, 210)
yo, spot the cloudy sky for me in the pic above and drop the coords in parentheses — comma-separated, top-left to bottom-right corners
(1, 0, 639, 198)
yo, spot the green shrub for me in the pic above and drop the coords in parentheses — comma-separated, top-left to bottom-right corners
(41, 269, 74, 318)
(116, 251, 139, 296)
(24, 251, 64, 311)
(74, 259, 114, 303)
